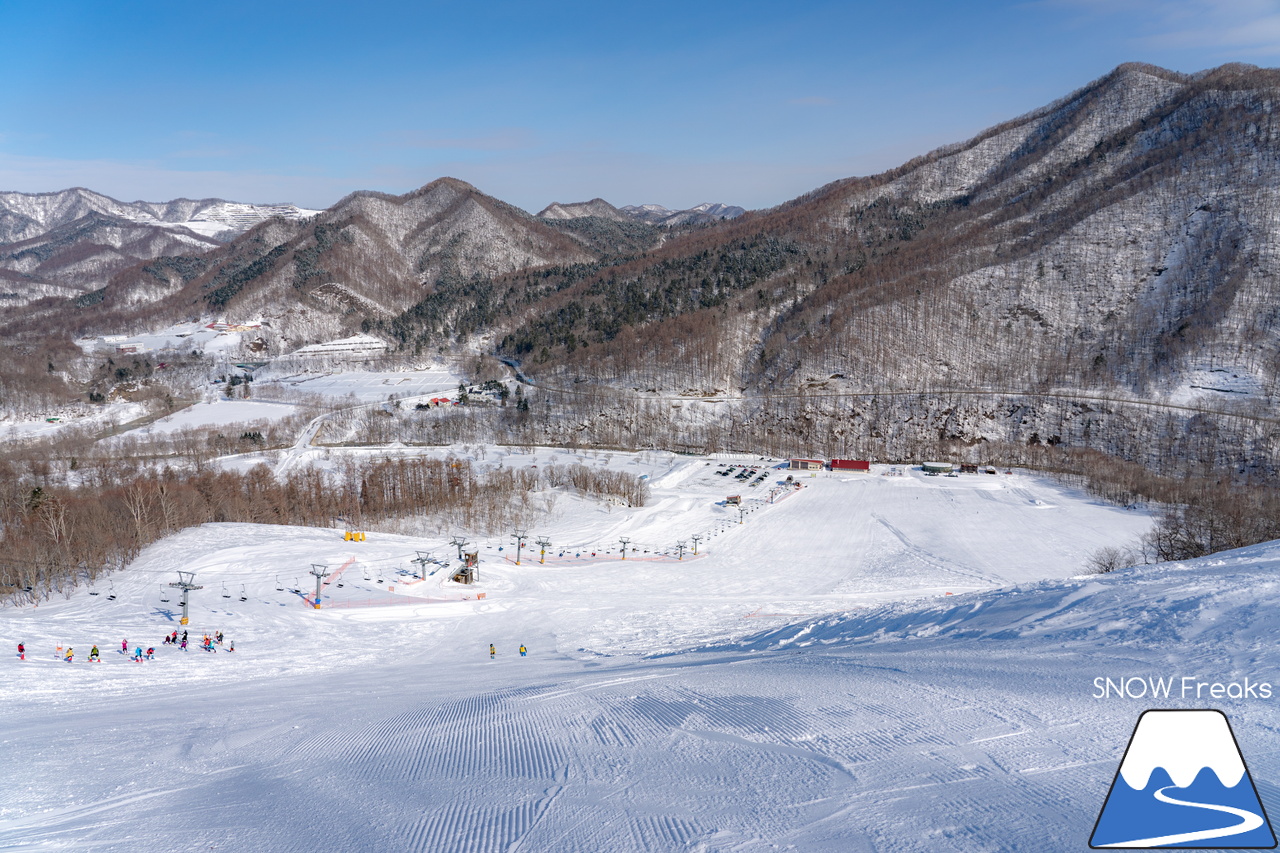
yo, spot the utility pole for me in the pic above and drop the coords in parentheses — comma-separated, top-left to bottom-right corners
(513, 530, 528, 565)
(450, 536, 469, 561)
(738, 505, 746, 525)
(412, 550, 433, 581)
(676, 540, 687, 561)
(309, 564, 330, 609)
(619, 537, 630, 560)
(692, 534, 702, 556)
(168, 571, 203, 626)
(535, 537, 551, 564)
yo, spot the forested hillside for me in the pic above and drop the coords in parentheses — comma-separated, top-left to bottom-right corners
(3, 62, 1279, 476)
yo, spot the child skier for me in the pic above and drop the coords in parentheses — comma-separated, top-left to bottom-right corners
(17, 643, 23, 660)
(146, 647, 155, 660)
(89, 646, 100, 662)
(133, 646, 143, 662)
(519, 645, 527, 657)
(64, 647, 73, 663)
(180, 638, 188, 651)
(121, 639, 128, 655)
(489, 644, 496, 659)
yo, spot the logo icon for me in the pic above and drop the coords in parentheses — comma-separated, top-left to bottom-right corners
(1091, 709, 1276, 848)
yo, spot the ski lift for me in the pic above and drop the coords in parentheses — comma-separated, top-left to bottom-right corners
(160, 585, 171, 603)
(275, 574, 283, 592)
(89, 579, 100, 596)
(239, 584, 247, 602)
(376, 569, 385, 585)
(107, 580, 116, 601)
(221, 582, 231, 599)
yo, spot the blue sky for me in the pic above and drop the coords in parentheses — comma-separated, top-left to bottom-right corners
(1, 0, 1277, 212)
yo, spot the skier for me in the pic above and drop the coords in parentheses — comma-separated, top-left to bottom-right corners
(170, 630, 178, 644)
(89, 645, 100, 662)
(64, 647, 73, 663)
(489, 644, 496, 659)
(519, 645, 527, 657)
(162, 635, 170, 645)
(133, 646, 143, 662)
(180, 638, 188, 651)
(146, 647, 155, 660)
(180, 630, 187, 644)
(215, 631, 223, 645)
(228, 641, 235, 652)
(17, 643, 23, 661)
(121, 638, 128, 655)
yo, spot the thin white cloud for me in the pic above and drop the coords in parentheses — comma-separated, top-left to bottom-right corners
(1043, 0, 1280, 53)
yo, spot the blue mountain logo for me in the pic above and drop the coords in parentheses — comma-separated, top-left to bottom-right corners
(1091, 709, 1276, 848)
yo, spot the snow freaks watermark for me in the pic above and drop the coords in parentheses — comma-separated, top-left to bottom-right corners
(1093, 676, 1273, 701)
(1089, 710, 1276, 849)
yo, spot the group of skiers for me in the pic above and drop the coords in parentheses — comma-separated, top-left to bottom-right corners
(18, 630, 234, 663)
(489, 644, 528, 658)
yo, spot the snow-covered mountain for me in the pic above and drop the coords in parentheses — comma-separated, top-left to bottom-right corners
(83, 178, 596, 347)
(0, 212, 221, 307)
(0, 187, 319, 244)
(536, 198, 746, 226)
(619, 201, 746, 225)
(536, 198, 632, 222)
(0, 189, 321, 306)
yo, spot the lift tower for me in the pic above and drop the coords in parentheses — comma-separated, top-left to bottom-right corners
(168, 571, 203, 626)
(309, 564, 330, 609)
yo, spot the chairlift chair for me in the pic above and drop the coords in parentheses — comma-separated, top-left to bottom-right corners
(275, 574, 283, 592)
(160, 585, 171, 603)
(221, 582, 231, 599)
(107, 580, 116, 601)
(239, 584, 247, 602)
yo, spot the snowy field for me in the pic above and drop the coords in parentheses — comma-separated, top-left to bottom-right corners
(120, 399, 300, 436)
(76, 322, 249, 358)
(256, 367, 462, 403)
(0, 401, 148, 442)
(1166, 362, 1269, 406)
(5, 456, 1278, 851)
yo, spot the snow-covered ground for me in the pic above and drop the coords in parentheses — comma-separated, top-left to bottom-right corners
(1166, 363, 1268, 406)
(0, 401, 149, 442)
(5, 457, 1277, 851)
(76, 322, 253, 358)
(256, 366, 463, 403)
(122, 398, 300, 436)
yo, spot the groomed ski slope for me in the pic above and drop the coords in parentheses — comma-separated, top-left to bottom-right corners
(3, 453, 1275, 851)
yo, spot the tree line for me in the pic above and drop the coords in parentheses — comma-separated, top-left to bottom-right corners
(0, 455, 648, 604)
